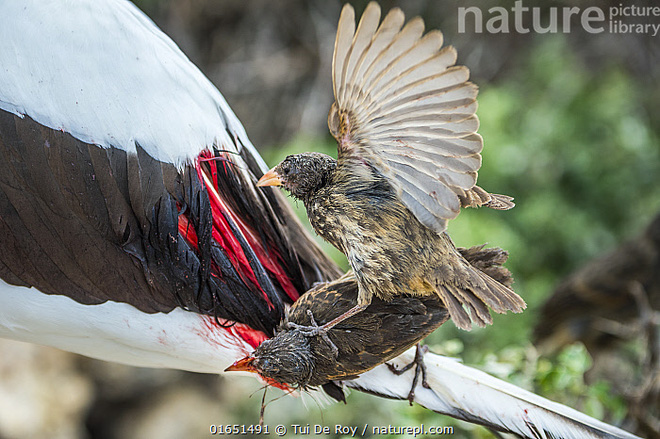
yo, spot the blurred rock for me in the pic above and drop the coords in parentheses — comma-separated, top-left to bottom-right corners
(0, 340, 92, 439)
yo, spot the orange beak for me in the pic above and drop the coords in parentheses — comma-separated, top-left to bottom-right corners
(225, 356, 292, 392)
(225, 356, 258, 373)
(256, 168, 283, 187)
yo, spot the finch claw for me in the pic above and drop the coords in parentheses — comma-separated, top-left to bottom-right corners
(287, 310, 339, 358)
(386, 343, 430, 404)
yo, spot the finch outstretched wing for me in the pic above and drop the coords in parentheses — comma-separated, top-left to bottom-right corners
(329, 2, 483, 234)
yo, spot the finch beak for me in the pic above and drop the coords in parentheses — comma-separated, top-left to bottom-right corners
(256, 168, 283, 187)
(225, 356, 258, 373)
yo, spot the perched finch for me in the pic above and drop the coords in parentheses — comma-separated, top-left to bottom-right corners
(258, 3, 524, 331)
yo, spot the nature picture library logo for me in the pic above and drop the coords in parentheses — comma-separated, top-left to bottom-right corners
(458, 1, 660, 36)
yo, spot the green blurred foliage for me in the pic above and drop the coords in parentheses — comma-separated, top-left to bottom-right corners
(239, 34, 658, 438)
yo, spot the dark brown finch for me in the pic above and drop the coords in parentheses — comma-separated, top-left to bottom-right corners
(228, 271, 448, 402)
(226, 245, 513, 400)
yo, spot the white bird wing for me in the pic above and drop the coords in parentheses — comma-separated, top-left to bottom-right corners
(346, 349, 641, 439)
(330, 2, 483, 234)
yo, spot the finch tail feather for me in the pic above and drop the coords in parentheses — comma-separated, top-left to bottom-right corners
(459, 185, 515, 210)
(436, 245, 525, 331)
(486, 193, 515, 210)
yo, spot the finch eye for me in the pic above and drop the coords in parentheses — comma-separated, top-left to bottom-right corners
(281, 165, 291, 175)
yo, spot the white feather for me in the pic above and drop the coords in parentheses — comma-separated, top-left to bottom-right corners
(346, 348, 641, 439)
(0, 0, 266, 171)
(0, 280, 254, 374)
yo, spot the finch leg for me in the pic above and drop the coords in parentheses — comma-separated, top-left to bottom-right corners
(287, 310, 339, 357)
(287, 305, 368, 357)
(287, 303, 367, 334)
(386, 343, 430, 405)
(318, 303, 368, 330)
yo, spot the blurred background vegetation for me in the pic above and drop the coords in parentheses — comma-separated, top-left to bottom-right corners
(0, 1, 657, 438)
